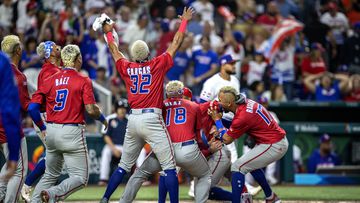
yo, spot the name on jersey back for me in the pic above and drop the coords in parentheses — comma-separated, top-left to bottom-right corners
(127, 66, 151, 76)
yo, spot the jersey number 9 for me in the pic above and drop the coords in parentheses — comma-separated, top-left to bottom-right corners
(166, 107, 186, 126)
(54, 89, 69, 111)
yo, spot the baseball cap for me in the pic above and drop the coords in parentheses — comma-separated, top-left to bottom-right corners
(320, 133, 331, 143)
(257, 96, 268, 104)
(183, 87, 193, 99)
(219, 54, 240, 66)
(310, 42, 325, 52)
(115, 99, 129, 110)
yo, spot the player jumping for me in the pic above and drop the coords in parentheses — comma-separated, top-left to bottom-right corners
(208, 86, 288, 203)
(28, 44, 108, 203)
(98, 7, 194, 203)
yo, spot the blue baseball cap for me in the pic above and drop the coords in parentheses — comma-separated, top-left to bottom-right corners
(320, 133, 331, 143)
(219, 54, 240, 66)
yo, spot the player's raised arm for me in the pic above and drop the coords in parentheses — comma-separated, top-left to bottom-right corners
(102, 22, 125, 62)
(166, 7, 194, 58)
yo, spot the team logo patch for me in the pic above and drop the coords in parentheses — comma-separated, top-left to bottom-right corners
(111, 120, 118, 128)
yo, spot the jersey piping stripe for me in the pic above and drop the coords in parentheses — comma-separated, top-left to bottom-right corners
(14, 140, 24, 203)
(239, 144, 273, 171)
(55, 129, 89, 199)
(158, 115, 176, 166)
(211, 149, 222, 175)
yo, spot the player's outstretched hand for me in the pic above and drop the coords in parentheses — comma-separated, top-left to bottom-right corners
(179, 7, 195, 21)
(208, 101, 223, 121)
(209, 138, 222, 153)
(1, 160, 17, 181)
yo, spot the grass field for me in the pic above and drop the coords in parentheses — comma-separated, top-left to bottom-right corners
(64, 185, 360, 202)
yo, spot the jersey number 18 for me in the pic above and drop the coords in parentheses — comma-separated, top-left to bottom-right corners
(166, 107, 186, 126)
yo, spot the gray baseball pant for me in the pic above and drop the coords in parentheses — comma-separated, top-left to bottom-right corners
(118, 109, 176, 172)
(0, 138, 28, 203)
(231, 137, 289, 173)
(120, 141, 211, 203)
(31, 123, 89, 203)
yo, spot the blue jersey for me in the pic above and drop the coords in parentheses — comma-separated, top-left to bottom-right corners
(0, 52, 21, 161)
(307, 149, 341, 173)
(166, 51, 190, 80)
(192, 49, 218, 78)
(106, 117, 127, 145)
(315, 82, 341, 101)
(80, 34, 98, 79)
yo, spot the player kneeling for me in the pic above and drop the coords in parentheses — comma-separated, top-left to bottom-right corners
(208, 86, 288, 203)
(118, 80, 212, 203)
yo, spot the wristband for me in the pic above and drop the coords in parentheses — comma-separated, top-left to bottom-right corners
(215, 119, 225, 131)
(106, 32, 114, 44)
(179, 19, 188, 33)
(39, 124, 46, 131)
(98, 114, 106, 123)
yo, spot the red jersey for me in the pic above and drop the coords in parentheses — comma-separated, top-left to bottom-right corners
(0, 64, 29, 143)
(301, 57, 326, 75)
(163, 98, 202, 143)
(227, 99, 286, 144)
(198, 101, 216, 157)
(116, 53, 173, 109)
(38, 62, 61, 88)
(31, 68, 96, 124)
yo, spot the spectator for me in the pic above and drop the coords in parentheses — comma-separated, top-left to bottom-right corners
(115, 6, 135, 42)
(21, 37, 42, 69)
(256, 1, 280, 32)
(320, 2, 349, 72)
(191, 36, 218, 96)
(274, 0, 299, 18)
(345, 74, 360, 101)
(80, 27, 98, 79)
(156, 20, 176, 56)
(96, 67, 110, 89)
(164, 5, 178, 31)
(122, 14, 149, 54)
(247, 80, 265, 100)
(0, 0, 14, 33)
(95, 31, 113, 77)
(247, 52, 268, 86)
(301, 43, 327, 77)
(271, 37, 296, 99)
(16, 1, 38, 41)
(344, 23, 360, 74)
(187, 13, 203, 36)
(58, 6, 84, 46)
(166, 35, 193, 81)
(263, 84, 288, 102)
(304, 72, 349, 101)
(194, 21, 223, 52)
(38, 13, 58, 43)
(342, 0, 360, 25)
(191, 0, 214, 22)
(307, 134, 341, 173)
(98, 99, 146, 185)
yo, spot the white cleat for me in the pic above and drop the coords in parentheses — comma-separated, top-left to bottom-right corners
(246, 183, 262, 196)
(187, 180, 195, 198)
(21, 184, 32, 203)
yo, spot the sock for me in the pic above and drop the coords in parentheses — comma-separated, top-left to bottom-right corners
(251, 169, 272, 198)
(103, 167, 126, 199)
(208, 186, 232, 200)
(164, 169, 179, 203)
(158, 175, 167, 203)
(231, 171, 245, 203)
(25, 158, 46, 186)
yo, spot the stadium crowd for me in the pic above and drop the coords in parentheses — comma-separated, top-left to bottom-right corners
(1, 0, 359, 108)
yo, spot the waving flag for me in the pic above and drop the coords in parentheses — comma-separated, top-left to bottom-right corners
(259, 19, 304, 59)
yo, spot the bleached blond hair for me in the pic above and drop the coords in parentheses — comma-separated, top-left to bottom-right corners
(61, 44, 80, 67)
(130, 40, 150, 62)
(166, 80, 184, 98)
(1, 35, 21, 57)
(219, 86, 246, 104)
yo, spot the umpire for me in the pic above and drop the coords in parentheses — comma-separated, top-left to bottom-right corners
(98, 99, 128, 185)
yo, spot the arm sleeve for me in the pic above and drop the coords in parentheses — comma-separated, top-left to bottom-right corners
(200, 80, 215, 102)
(226, 117, 250, 140)
(82, 78, 96, 105)
(28, 103, 46, 131)
(0, 55, 21, 161)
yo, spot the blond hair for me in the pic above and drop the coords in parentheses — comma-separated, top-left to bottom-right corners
(61, 44, 80, 67)
(166, 80, 184, 97)
(36, 42, 46, 58)
(1, 35, 21, 57)
(130, 40, 149, 62)
(219, 86, 245, 104)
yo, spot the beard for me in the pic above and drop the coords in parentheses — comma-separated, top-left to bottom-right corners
(225, 69, 236, 75)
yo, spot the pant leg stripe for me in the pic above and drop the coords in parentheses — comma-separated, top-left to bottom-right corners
(14, 140, 24, 203)
(211, 149, 222, 175)
(239, 144, 272, 171)
(158, 115, 176, 166)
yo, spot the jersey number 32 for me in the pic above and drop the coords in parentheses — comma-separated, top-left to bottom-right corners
(130, 74, 152, 94)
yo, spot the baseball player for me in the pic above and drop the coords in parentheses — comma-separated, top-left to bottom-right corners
(119, 80, 212, 203)
(0, 35, 30, 203)
(28, 44, 108, 203)
(0, 51, 22, 182)
(208, 86, 289, 203)
(21, 41, 62, 202)
(98, 7, 194, 203)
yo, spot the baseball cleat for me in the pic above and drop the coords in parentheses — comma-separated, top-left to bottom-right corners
(41, 190, 50, 203)
(21, 184, 32, 203)
(265, 193, 281, 203)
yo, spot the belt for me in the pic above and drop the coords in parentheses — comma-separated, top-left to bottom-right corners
(130, 108, 161, 114)
(181, 140, 195, 146)
(47, 122, 79, 126)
